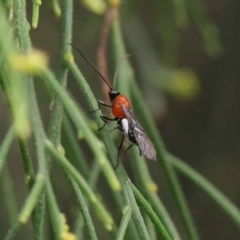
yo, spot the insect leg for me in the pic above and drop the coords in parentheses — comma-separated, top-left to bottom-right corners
(91, 100, 112, 112)
(121, 144, 134, 160)
(98, 116, 117, 131)
(114, 143, 134, 169)
(109, 126, 118, 133)
(114, 135, 125, 169)
(98, 100, 112, 108)
(139, 147, 142, 156)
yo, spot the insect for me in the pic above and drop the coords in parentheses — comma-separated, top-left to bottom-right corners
(69, 43, 156, 168)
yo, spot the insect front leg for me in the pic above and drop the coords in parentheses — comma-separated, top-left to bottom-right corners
(91, 100, 112, 112)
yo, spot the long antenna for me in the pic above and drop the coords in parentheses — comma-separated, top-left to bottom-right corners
(113, 54, 131, 88)
(68, 43, 112, 90)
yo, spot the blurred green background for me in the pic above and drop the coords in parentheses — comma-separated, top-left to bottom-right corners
(1, 0, 240, 239)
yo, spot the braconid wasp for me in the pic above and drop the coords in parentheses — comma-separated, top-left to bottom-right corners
(69, 43, 156, 168)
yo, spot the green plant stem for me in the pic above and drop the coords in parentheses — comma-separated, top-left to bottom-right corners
(12, 0, 48, 239)
(1, 164, 18, 225)
(148, 192, 180, 240)
(172, 0, 189, 28)
(19, 174, 45, 223)
(0, 5, 30, 139)
(0, 69, 35, 185)
(45, 180, 62, 240)
(0, 70, 35, 188)
(18, 139, 35, 187)
(186, 0, 222, 57)
(131, 184, 172, 240)
(144, 212, 157, 240)
(62, 115, 102, 238)
(28, 77, 47, 240)
(47, 0, 72, 150)
(9, 2, 78, 239)
(45, 139, 114, 230)
(0, 69, 43, 239)
(12, 0, 31, 52)
(120, 173, 151, 240)
(50, 0, 61, 16)
(73, 159, 101, 238)
(45, 2, 74, 238)
(115, 206, 131, 240)
(62, 114, 89, 176)
(0, 68, 41, 238)
(0, 126, 15, 173)
(153, 0, 179, 64)
(32, 0, 41, 28)
(70, 178, 98, 240)
(4, 222, 21, 240)
(168, 153, 240, 228)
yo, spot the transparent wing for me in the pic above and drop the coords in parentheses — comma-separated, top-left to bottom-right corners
(121, 105, 156, 161)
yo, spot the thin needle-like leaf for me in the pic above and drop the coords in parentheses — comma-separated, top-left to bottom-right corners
(115, 206, 131, 240)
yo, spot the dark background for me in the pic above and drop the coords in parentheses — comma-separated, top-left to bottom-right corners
(1, 0, 240, 239)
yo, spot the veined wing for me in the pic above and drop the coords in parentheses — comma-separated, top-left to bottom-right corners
(121, 105, 156, 161)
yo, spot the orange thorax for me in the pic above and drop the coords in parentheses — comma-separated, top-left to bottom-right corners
(112, 94, 130, 118)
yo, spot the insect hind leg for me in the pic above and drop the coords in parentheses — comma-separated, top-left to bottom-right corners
(121, 144, 134, 160)
(114, 135, 125, 169)
(139, 147, 142, 156)
(114, 140, 134, 169)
